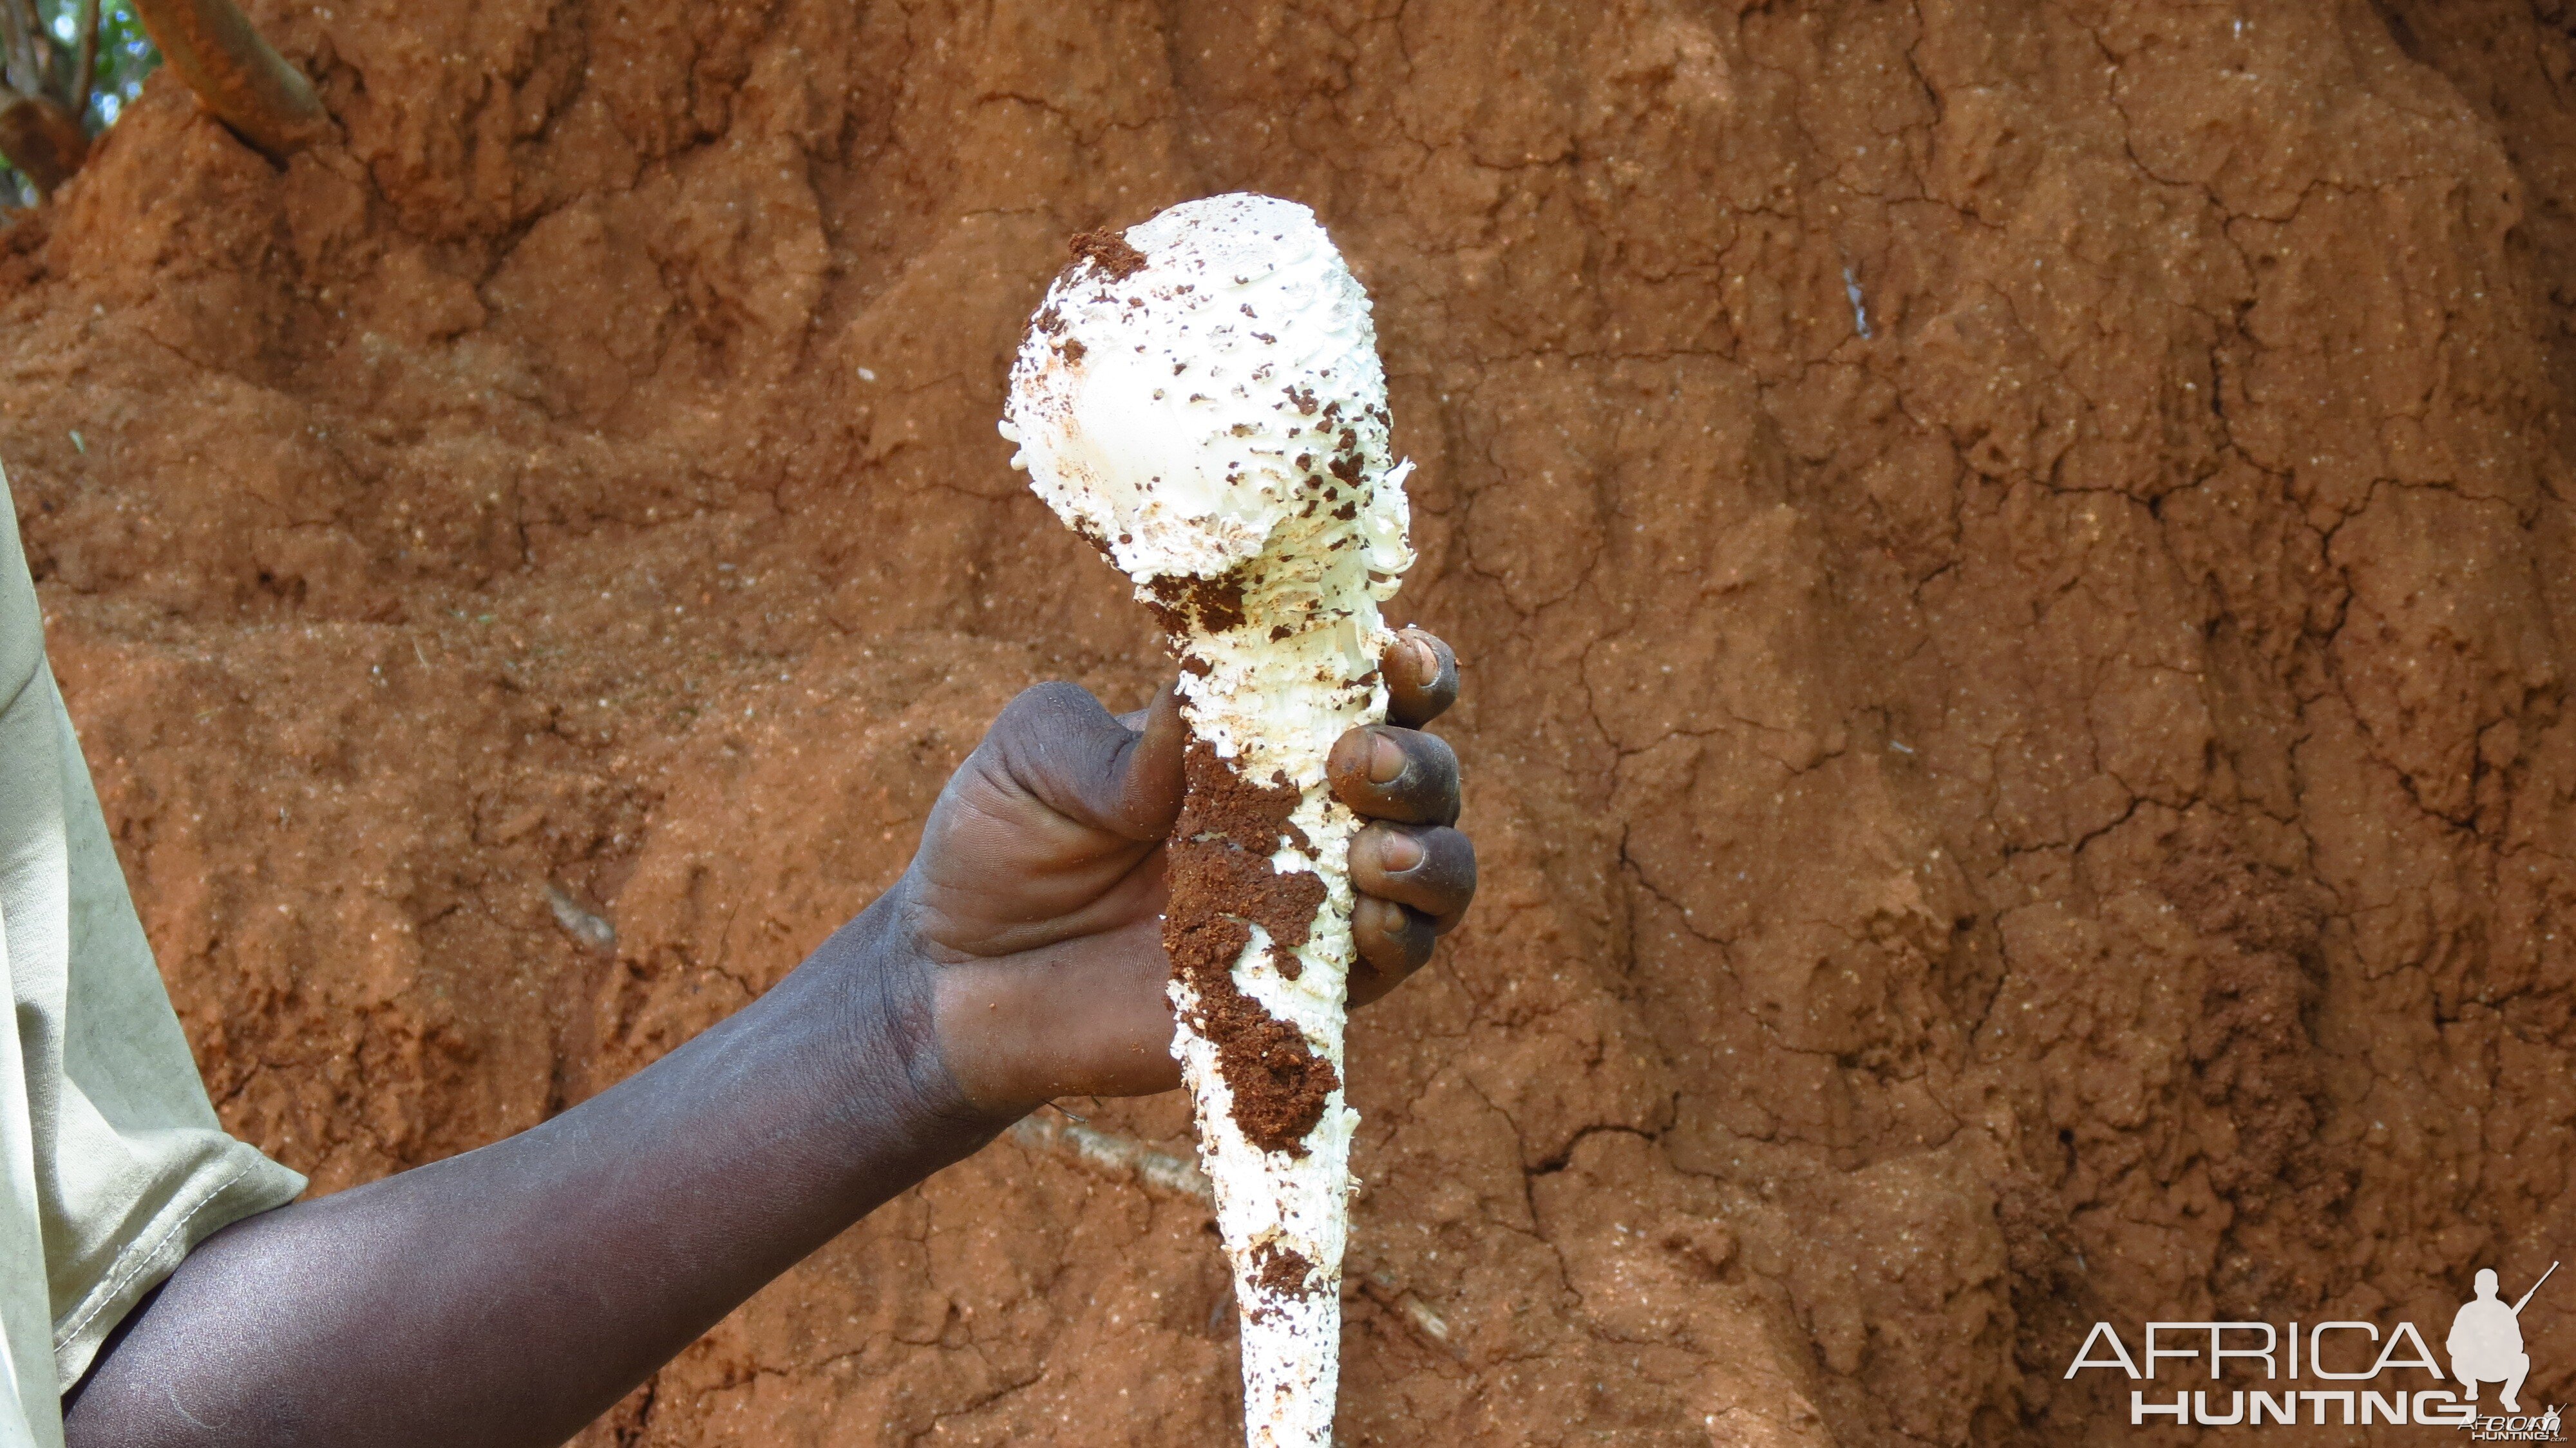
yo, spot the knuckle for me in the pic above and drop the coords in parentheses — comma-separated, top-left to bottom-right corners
(1401, 908, 1439, 967)
(1009, 678, 1092, 714)
(1429, 827, 1478, 893)
(1408, 730, 1461, 777)
(994, 680, 1093, 739)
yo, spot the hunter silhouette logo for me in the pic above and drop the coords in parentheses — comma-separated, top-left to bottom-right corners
(2062, 1259, 2564, 1433)
(2453, 1264, 2554, 1413)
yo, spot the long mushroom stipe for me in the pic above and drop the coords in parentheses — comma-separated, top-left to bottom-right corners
(1000, 193, 1414, 1448)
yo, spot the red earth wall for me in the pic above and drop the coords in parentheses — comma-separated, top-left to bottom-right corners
(7, 1, 2576, 1442)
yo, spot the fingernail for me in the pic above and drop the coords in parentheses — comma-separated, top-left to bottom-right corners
(1378, 832, 1425, 872)
(1400, 636, 1437, 682)
(1368, 733, 1406, 783)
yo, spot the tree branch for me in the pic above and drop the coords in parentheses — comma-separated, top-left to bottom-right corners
(128, 0, 327, 160)
(70, 0, 98, 119)
(0, 0, 41, 100)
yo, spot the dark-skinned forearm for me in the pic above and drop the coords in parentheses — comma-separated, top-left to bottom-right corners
(64, 890, 1007, 1448)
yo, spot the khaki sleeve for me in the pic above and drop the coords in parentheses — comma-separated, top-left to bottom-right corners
(0, 471, 304, 1431)
(33, 662, 308, 1391)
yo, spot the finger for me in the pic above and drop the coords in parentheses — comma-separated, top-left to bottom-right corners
(989, 681, 1186, 842)
(1327, 725, 1460, 826)
(1382, 629, 1459, 729)
(1348, 896, 1437, 1006)
(1348, 823, 1476, 931)
(1111, 678, 1173, 732)
(1128, 683, 1186, 818)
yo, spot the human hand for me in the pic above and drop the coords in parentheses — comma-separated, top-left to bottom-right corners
(895, 630, 1473, 1118)
(53, 637, 1484, 1448)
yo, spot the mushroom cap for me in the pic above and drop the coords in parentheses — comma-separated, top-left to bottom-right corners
(1003, 194, 1408, 592)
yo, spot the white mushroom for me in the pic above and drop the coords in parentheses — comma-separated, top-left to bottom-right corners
(1001, 193, 1414, 1448)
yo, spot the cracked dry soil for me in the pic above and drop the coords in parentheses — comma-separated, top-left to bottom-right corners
(3, 0, 2573, 1443)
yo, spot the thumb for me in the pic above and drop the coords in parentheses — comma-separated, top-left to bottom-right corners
(989, 680, 1185, 842)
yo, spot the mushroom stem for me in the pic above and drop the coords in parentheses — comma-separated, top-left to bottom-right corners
(1005, 195, 1416, 1448)
(129, 0, 328, 159)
